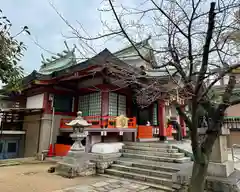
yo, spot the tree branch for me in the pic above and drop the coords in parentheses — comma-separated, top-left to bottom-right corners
(150, 0, 188, 38)
(195, 2, 216, 95)
(201, 75, 236, 155)
(221, 75, 236, 105)
(188, 0, 201, 78)
(108, 0, 151, 64)
(229, 99, 240, 106)
(200, 63, 240, 100)
(174, 102, 193, 130)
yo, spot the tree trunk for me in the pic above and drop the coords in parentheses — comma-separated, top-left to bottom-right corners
(189, 161, 208, 192)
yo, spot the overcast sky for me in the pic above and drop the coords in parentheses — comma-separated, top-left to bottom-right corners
(3, 1, 232, 76)
(2, 0, 137, 74)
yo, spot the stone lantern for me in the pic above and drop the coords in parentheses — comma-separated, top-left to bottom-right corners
(55, 111, 96, 178)
(66, 111, 91, 152)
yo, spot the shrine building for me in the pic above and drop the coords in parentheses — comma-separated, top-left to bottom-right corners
(6, 39, 187, 157)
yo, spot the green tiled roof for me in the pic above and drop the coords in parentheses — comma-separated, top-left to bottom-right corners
(39, 48, 77, 75)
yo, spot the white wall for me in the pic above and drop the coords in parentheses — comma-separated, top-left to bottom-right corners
(124, 59, 149, 69)
(226, 104, 240, 116)
(26, 93, 44, 109)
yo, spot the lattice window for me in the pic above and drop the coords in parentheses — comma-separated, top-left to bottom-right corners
(78, 95, 89, 116)
(152, 103, 158, 125)
(109, 92, 118, 116)
(108, 93, 126, 116)
(78, 92, 101, 117)
(118, 95, 126, 116)
(89, 92, 101, 117)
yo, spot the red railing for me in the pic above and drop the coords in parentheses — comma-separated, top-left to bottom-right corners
(60, 116, 137, 129)
(138, 125, 153, 139)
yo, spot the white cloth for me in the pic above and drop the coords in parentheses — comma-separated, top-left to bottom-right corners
(91, 142, 124, 154)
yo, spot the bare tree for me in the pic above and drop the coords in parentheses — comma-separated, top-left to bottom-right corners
(52, 0, 240, 191)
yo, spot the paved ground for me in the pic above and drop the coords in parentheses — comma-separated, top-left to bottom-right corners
(0, 163, 106, 192)
(0, 163, 162, 192)
(54, 179, 163, 192)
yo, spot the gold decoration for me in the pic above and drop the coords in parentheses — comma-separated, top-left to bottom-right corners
(116, 115, 129, 128)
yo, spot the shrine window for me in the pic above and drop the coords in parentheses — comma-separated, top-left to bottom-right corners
(152, 102, 158, 125)
(54, 95, 73, 113)
(78, 92, 101, 117)
(109, 92, 126, 116)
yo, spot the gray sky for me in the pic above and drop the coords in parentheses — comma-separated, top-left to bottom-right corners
(2, 0, 136, 74)
(3, 0, 235, 76)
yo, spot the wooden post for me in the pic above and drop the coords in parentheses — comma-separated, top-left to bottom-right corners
(101, 90, 109, 128)
(180, 105, 187, 137)
(158, 100, 166, 140)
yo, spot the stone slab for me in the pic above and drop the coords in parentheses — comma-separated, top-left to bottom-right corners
(122, 152, 191, 163)
(117, 157, 192, 170)
(208, 161, 235, 177)
(91, 152, 122, 161)
(173, 163, 240, 191)
(55, 177, 165, 192)
(171, 140, 193, 160)
(210, 136, 229, 163)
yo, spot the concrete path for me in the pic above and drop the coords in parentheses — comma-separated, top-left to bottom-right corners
(54, 178, 163, 192)
(0, 163, 106, 192)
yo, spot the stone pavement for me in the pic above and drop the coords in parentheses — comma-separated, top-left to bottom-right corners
(54, 178, 163, 192)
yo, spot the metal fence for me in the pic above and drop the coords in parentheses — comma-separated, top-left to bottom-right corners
(198, 116, 240, 130)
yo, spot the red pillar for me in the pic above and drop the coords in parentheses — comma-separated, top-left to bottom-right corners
(43, 92, 49, 109)
(158, 100, 166, 140)
(180, 105, 187, 137)
(43, 92, 52, 113)
(101, 90, 109, 128)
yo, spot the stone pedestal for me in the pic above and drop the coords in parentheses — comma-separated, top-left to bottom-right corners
(206, 128, 234, 177)
(198, 127, 234, 178)
(55, 111, 95, 178)
(91, 152, 122, 173)
(208, 134, 234, 177)
(56, 132, 96, 177)
(173, 127, 240, 191)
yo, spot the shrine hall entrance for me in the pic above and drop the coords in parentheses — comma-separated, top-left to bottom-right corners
(138, 108, 151, 125)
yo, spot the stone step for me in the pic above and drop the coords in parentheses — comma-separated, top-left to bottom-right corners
(99, 173, 175, 192)
(123, 145, 179, 153)
(124, 142, 171, 148)
(121, 149, 185, 158)
(105, 168, 173, 189)
(115, 159, 180, 173)
(110, 164, 173, 179)
(122, 153, 191, 163)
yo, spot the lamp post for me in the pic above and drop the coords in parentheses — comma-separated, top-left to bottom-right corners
(55, 111, 95, 178)
(66, 111, 91, 153)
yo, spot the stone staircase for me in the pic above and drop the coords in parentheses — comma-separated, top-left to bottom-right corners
(102, 142, 192, 191)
